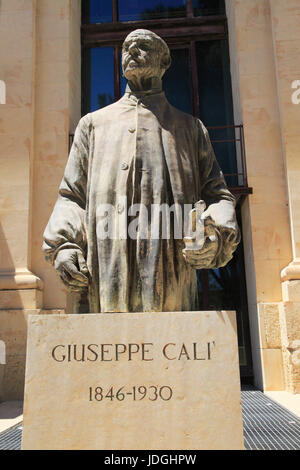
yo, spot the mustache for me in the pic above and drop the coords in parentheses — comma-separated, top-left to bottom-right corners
(123, 54, 144, 68)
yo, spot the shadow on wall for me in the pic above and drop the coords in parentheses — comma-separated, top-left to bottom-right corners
(0, 400, 23, 419)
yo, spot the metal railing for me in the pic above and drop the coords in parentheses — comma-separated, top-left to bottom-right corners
(207, 124, 248, 189)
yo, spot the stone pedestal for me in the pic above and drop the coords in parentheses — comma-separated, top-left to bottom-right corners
(280, 264, 300, 393)
(280, 278, 300, 393)
(22, 311, 244, 450)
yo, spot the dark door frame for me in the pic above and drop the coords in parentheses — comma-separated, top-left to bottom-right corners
(80, 0, 253, 381)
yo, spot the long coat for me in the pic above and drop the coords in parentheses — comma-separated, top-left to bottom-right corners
(43, 90, 239, 313)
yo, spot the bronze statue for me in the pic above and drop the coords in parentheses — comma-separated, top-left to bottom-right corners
(43, 29, 240, 313)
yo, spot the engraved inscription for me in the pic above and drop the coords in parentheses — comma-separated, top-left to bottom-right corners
(88, 385, 173, 402)
(51, 341, 216, 362)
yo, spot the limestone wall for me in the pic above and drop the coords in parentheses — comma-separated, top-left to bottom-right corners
(0, 0, 81, 400)
(227, 0, 300, 392)
(31, 0, 81, 310)
(270, 0, 300, 393)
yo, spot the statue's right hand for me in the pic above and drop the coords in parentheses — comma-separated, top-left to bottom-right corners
(54, 249, 89, 292)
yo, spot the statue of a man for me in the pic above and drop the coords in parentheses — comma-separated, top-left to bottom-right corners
(43, 29, 240, 313)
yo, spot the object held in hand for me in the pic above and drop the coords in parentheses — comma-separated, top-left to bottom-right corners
(183, 200, 206, 252)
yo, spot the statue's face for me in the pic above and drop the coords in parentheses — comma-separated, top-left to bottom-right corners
(122, 31, 165, 80)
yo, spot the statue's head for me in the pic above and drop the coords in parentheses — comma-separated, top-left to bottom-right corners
(122, 29, 171, 81)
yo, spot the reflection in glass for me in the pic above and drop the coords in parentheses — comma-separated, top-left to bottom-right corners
(198, 261, 247, 365)
(193, 0, 225, 16)
(197, 207, 251, 369)
(90, 48, 114, 112)
(85, 1, 113, 23)
(196, 40, 237, 186)
(118, 0, 186, 21)
(163, 48, 192, 115)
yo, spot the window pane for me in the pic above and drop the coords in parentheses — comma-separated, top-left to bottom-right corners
(120, 52, 127, 96)
(196, 40, 237, 186)
(86, 0, 113, 24)
(118, 0, 186, 21)
(197, 207, 252, 371)
(199, 259, 248, 364)
(194, 0, 225, 16)
(163, 48, 192, 115)
(90, 48, 114, 112)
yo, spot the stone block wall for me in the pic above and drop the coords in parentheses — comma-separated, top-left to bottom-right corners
(0, 0, 81, 400)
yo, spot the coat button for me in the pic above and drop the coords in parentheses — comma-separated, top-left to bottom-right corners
(121, 162, 129, 170)
(117, 203, 124, 214)
(128, 128, 136, 133)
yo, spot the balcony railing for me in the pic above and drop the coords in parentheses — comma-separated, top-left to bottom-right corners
(207, 124, 251, 200)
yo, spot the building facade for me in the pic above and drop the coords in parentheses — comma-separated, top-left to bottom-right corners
(0, 0, 299, 400)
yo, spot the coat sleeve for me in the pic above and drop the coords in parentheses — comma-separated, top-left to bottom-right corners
(42, 114, 92, 264)
(197, 119, 240, 268)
